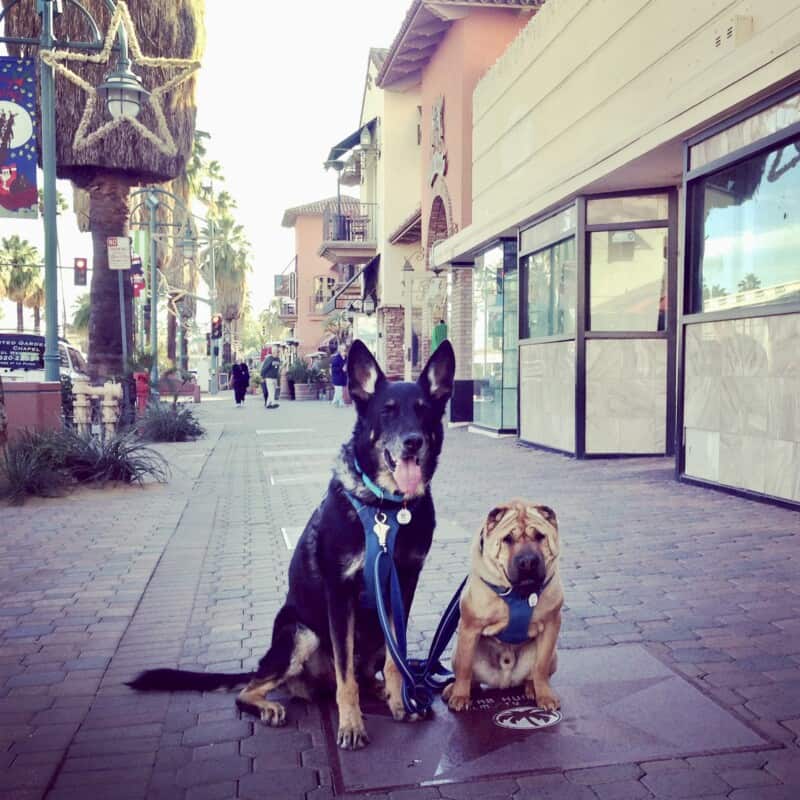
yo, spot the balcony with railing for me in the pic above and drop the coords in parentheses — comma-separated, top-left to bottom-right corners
(319, 202, 378, 265)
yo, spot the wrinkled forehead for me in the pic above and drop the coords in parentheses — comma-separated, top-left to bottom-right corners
(492, 506, 557, 539)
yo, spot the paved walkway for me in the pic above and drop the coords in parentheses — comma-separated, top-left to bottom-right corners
(1, 394, 799, 799)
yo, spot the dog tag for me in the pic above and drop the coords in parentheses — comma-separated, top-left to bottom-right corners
(373, 513, 390, 549)
(528, 593, 538, 608)
(397, 507, 412, 525)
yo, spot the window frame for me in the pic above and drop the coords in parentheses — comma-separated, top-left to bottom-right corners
(683, 85, 800, 323)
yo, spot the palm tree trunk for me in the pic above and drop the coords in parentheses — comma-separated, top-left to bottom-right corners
(16, 302, 23, 332)
(33, 306, 41, 334)
(86, 175, 134, 380)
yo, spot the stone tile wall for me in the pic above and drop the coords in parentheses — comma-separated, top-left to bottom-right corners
(684, 312, 800, 501)
(520, 339, 575, 452)
(585, 339, 667, 454)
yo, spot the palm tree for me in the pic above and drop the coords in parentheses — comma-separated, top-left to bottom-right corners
(71, 292, 91, 334)
(24, 282, 45, 333)
(2, 0, 205, 379)
(199, 190, 251, 363)
(0, 235, 42, 332)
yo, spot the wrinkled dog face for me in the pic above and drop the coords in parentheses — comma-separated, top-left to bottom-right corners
(348, 340, 455, 499)
(480, 501, 559, 591)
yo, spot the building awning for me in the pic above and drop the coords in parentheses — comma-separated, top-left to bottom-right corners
(388, 207, 422, 244)
(326, 117, 377, 164)
(323, 255, 381, 315)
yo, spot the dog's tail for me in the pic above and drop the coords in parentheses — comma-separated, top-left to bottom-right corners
(126, 668, 254, 693)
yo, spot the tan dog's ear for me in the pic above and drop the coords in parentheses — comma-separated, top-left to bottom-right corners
(533, 504, 559, 560)
(479, 505, 509, 555)
(535, 505, 557, 528)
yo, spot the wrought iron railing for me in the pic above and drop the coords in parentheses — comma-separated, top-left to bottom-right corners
(322, 203, 378, 244)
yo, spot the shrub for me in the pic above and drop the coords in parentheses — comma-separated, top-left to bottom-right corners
(137, 401, 205, 443)
(63, 430, 170, 485)
(0, 430, 72, 504)
(0, 429, 170, 504)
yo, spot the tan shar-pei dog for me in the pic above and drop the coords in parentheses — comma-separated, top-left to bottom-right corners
(443, 500, 563, 712)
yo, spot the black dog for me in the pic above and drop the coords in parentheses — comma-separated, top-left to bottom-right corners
(129, 339, 455, 749)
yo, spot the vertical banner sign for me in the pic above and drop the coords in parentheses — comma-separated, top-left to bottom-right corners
(0, 57, 38, 219)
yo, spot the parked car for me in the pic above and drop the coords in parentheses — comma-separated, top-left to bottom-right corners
(0, 332, 89, 383)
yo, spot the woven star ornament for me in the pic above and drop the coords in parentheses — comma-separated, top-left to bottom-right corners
(39, 1, 200, 156)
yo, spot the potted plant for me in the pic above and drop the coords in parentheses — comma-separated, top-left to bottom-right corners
(287, 361, 318, 401)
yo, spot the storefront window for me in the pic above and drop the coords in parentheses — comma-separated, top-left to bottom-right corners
(690, 135, 800, 313)
(589, 228, 667, 331)
(587, 194, 668, 225)
(521, 238, 577, 339)
(473, 242, 517, 430)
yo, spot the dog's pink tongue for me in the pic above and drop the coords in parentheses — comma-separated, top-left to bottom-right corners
(394, 458, 422, 496)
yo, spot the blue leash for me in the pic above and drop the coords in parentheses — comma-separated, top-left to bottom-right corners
(345, 488, 465, 716)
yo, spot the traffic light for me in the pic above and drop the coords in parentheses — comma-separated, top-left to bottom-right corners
(211, 313, 222, 339)
(205, 333, 211, 356)
(143, 300, 151, 330)
(74, 257, 87, 286)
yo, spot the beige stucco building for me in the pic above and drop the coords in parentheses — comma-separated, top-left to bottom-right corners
(429, 0, 800, 505)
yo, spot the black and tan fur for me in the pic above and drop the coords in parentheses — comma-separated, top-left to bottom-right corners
(442, 500, 563, 712)
(129, 339, 455, 749)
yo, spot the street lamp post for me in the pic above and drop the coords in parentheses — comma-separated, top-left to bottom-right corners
(0, 0, 148, 381)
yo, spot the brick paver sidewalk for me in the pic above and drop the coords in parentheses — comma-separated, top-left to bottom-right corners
(1, 395, 799, 799)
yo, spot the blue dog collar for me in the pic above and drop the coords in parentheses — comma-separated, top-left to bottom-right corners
(353, 456, 406, 504)
(482, 576, 552, 644)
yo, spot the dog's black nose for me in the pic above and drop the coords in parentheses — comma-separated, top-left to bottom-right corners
(514, 551, 542, 576)
(402, 434, 423, 455)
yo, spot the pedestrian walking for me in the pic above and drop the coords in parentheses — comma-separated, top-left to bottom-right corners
(329, 340, 347, 407)
(232, 359, 250, 407)
(259, 347, 280, 409)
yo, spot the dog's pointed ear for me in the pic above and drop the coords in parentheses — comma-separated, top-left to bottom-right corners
(347, 339, 386, 408)
(418, 340, 455, 412)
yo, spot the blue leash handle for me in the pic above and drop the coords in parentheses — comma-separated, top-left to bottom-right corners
(344, 489, 466, 716)
(374, 551, 466, 716)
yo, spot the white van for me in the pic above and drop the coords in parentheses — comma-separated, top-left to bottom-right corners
(0, 333, 90, 383)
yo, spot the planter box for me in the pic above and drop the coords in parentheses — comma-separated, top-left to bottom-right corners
(293, 382, 317, 401)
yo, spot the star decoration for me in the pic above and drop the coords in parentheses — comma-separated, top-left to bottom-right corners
(39, 1, 200, 156)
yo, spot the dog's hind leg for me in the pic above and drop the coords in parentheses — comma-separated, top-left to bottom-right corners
(238, 609, 319, 727)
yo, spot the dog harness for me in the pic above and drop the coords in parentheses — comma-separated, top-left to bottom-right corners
(482, 576, 553, 644)
(344, 459, 464, 716)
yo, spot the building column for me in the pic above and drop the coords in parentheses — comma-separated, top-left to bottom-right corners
(449, 265, 473, 422)
(380, 306, 405, 381)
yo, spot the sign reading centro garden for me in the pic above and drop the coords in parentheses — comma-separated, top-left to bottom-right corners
(106, 236, 132, 270)
(0, 333, 44, 370)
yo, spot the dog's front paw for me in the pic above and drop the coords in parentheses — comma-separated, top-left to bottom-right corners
(525, 679, 560, 711)
(442, 682, 471, 712)
(337, 718, 369, 750)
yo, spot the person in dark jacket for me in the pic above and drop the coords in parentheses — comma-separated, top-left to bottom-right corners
(329, 342, 347, 407)
(259, 347, 280, 409)
(232, 360, 250, 407)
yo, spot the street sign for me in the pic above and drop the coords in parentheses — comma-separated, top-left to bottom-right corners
(106, 236, 132, 270)
(0, 333, 44, 370)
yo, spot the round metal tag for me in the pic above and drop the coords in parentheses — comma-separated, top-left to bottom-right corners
(528, 593, 538, 607)
(397, 508, 412, 525)
(492, 706, 561, 731)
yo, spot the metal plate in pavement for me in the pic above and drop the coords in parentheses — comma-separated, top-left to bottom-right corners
(322, 643, 773, 794)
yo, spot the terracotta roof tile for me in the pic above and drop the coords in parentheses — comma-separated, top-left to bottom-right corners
(281, 196, 361, 228)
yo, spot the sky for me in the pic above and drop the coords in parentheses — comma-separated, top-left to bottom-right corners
(0, 0, 413, 332)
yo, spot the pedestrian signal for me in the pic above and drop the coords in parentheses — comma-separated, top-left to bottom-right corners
(74, 257, 88, 286)
(205, 333, 211, 356)
(211, 314, 222, 339)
